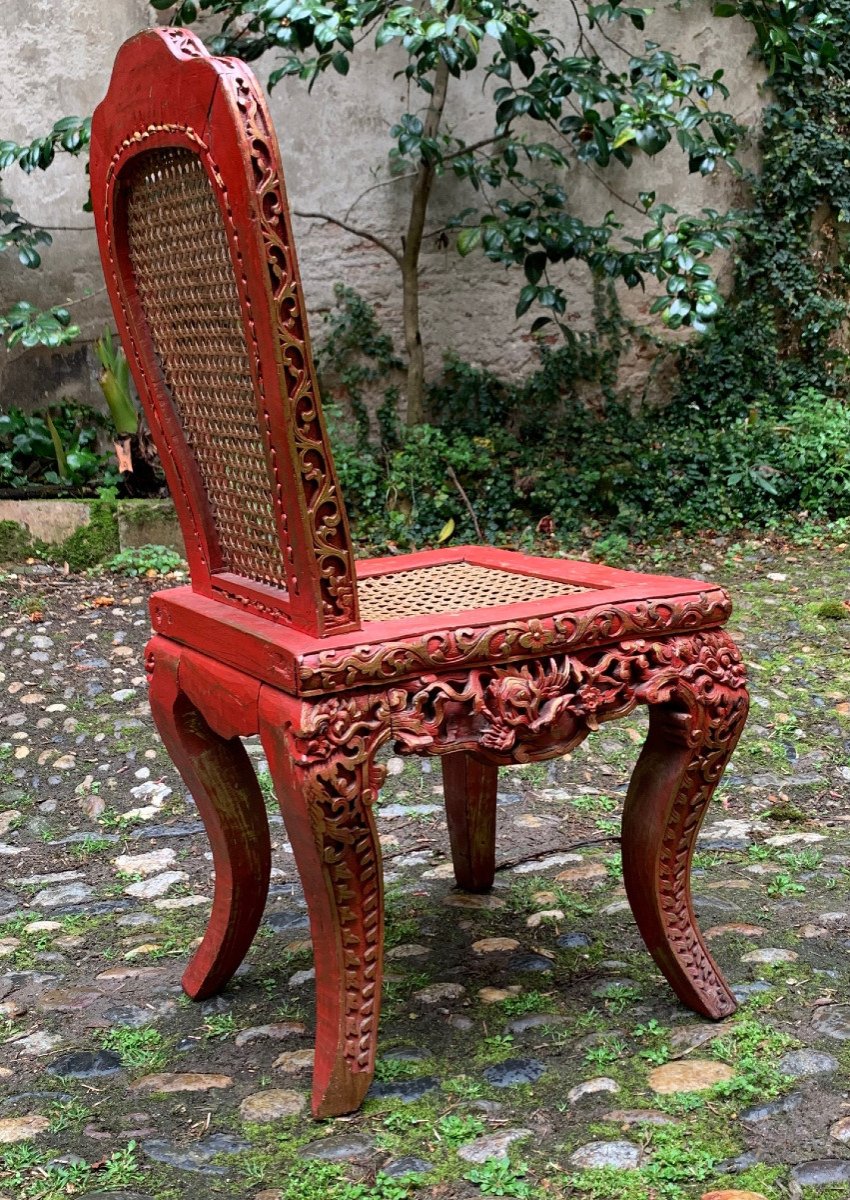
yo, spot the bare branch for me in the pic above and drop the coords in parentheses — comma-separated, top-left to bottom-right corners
(567, 0, 615, 70)
(584, 165, 646, 214)
(543, 96, 646, 215)
(292, 209, 402, 265)
(344, 134, 505, 220)
(64, 285, 108, 308)
(443, 133, 505, 163)
(344, 172, 415, 221)
(592, 15, 633, 58)
(447, 464, 484, 541)
(402, 57, 452, 425)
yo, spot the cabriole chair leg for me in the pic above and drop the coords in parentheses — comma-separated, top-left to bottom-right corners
(621, 679, 749, 1020)
(147, 639, 271, 1001)
(259, 688, 387, 1118)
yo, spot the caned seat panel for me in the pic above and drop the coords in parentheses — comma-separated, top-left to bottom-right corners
(124, 146, 286, 590)
(357, 562, 589, 622)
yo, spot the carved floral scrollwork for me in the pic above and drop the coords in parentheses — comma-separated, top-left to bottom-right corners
(284, 628, 746, 1022)
(291, 628, 746, 772)
(228, 70, 358, 630)
(283, 693, 393, 1073)
(283, 628, 746, 1048)
(297, 591, 733, 694)
(382, 628, 746, 764)
(625, 633, 748, 1019)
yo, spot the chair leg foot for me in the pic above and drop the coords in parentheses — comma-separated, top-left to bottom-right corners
(147, 639, 270, 1001)
(622, 674, 748, 1020)
(259, 688, 390, 1118)
(442, 752, 498, 892)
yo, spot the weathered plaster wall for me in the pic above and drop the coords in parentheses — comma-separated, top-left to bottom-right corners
(0, 0, 154, 410)
(0, 1, 764, 412)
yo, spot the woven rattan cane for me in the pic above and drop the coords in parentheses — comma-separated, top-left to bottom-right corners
(125, 147, 286, 590)
(357, 562, 588, 622)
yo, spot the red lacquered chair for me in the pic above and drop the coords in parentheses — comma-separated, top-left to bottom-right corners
(90, 28, 749, 1119)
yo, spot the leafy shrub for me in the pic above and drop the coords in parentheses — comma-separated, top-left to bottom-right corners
(780, 389, 850, 513)
(322, 295, 850, 551)
(105, 545, 185, 577)
(0, 405, 117, 491)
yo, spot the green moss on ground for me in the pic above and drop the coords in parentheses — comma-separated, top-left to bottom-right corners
(0, 502, 131, 572)
(51, 502, 119, 571)
(815, 599, 849, 620)
(0, 518, 34, 563)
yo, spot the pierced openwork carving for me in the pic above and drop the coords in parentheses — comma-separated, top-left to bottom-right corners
(381, 627, 746, 762)
(285, 628, 747, 1054)
(159, 28, 205, 59)
(229, 68, 358, 629)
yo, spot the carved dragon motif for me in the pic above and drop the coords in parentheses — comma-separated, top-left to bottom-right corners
(283, 629, 747, 1050)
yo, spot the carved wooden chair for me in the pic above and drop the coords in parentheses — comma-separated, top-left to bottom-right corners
(91, 28, 749, 1119)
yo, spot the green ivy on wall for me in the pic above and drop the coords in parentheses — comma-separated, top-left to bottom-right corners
(603, 0, 850, 529)
(677, 1, 850, 418)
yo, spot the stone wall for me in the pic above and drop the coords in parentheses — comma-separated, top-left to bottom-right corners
(0, 1, 764, 413)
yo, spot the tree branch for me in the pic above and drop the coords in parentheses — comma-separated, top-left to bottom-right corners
(401, 56, 452, 425)
(567, 0, 615, 71)
(344, 134, 505, 220)
(447, 464, 484, 541)
(292, 209, 402, 265)
(65, 285, 107, 308)
(543, 100, 646, 215)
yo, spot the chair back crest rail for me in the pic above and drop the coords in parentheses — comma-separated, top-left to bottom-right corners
(90, 27, 359, 637)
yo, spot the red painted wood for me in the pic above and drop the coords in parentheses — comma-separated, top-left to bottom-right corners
(442, 753, 499, 892)
(620, 683, 748, 1020)
(93, 28, 751, 1123)
(149, 578, 733, 696)
(258, 685, 387, 1118)
(354, 542, 711, 591)
(177, 646, 262, 739)
(90, 28, 359, 635)
(147, 636, 270, 1000)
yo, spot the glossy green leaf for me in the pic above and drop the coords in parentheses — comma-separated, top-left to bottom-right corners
(457, 227, 481, 256)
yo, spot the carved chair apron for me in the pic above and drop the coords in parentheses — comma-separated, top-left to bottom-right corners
(90, 28, 749, 1119)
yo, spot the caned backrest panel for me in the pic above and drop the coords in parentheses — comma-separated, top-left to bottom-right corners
(124, 147, 286, 590)
(90, 27, 360, 636)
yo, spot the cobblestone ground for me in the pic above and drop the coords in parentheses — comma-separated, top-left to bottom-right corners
(1, 531, 850, 1200)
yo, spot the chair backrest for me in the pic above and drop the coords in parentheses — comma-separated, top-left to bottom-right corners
(90, 28, 360, 636)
